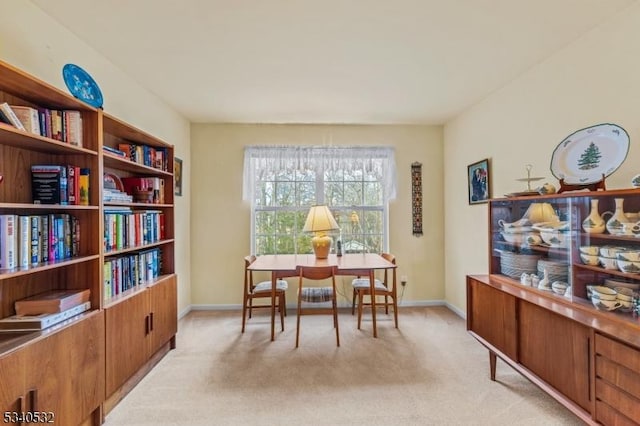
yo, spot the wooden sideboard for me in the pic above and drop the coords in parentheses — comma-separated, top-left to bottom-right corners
(467, 274, 640, 425)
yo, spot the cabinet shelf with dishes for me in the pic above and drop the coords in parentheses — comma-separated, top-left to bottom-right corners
(468, 189, 640, 425)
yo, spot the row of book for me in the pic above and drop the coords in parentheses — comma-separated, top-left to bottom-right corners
(104, 248, 162, 301)
(0, 289, 91, 331)
(0, 213, 80, 270)
(31, 164, 90, 205)
(0, 102, 83, 146)
(117, 143, 169, 172)
(104, 208, 165, 252)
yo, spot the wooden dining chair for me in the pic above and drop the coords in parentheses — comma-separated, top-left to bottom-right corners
(351, 253, 398, 329)
(242, 255, 288, 333)
(295, 265, 340, 348)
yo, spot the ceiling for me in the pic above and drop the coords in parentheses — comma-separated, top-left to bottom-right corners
(32, 0, 634, 125)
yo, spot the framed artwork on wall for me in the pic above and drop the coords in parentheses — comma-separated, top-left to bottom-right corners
(174, 157, 183, 196)
(467, 158, 490, 205)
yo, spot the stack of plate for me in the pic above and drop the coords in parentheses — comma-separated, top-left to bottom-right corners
(499, 251, 541, 279)
(538, 259, 569, 283)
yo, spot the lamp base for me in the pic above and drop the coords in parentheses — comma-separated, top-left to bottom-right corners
(311, 234, 333, 259)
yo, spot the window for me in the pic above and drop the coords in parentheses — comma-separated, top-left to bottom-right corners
(243, 146, 397, 255)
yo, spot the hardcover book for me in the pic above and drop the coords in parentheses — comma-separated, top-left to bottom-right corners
(0, 301, 90, 331)
(31, 165, 68, 205)
(0, 214, 18, 270)
(15, 289, 90, 316)
(0, 102, 26, 131)
(11, 105, 41, 135)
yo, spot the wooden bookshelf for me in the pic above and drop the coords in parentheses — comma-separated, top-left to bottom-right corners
(0, 59, 177, 425)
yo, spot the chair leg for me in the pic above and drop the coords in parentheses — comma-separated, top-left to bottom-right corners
(279, 293, 285, 331)
(283, 292, 287, 316)
(241, 295, 248, 333)
(351, 288, 357, 315)
(248, 298, 253, 319)
(357, 290, 364, 330)
(333, 293, 340, 347)
(393, 297, 399, 328)
(295, 289, 302, 348)
(384, 295, 389, 314)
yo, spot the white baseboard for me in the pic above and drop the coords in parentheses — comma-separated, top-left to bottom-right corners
(186, 300, 450, 315)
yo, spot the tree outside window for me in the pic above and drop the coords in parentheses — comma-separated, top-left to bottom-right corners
(243, 146, 396, 255)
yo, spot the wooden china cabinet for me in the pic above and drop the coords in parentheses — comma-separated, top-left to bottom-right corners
(467, 189, 640, 426)
(0, 59, 177, 425)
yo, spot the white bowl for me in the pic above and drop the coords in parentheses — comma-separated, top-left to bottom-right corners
(599, 246, 626, 258)
(599, 256, 619, 270)
(590, 285, 618, 300)
(616, 250, 640, 262)
(538, 229, 571, 248)
(579, 246, 600, 256)
(579, 253, 599, 266)
(617, 259, 640, 274)
(551, 281, 568, 295)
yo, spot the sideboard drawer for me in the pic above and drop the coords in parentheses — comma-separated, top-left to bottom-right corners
(595, 400, 638, 426)
(595, 334, 640, 424)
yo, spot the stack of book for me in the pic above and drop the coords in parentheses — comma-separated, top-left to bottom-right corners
(0, 289, 91, 332)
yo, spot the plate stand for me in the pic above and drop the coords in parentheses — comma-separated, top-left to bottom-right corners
(558, 174, 606, 193)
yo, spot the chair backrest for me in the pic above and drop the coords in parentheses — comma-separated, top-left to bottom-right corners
(244, 255, 256, 292)
(297, 265, 336, 281)
(380, 253, 396, 289)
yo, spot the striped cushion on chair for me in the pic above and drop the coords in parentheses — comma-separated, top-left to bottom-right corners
(300, 287, 334, 303)
(352, 278, 387, 290)
(253, 280, 288, 292)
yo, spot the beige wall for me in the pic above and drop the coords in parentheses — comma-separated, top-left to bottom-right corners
(444, 3, 640, 313)
(1, 1, 192, 315)
(190, 124, 444, 307)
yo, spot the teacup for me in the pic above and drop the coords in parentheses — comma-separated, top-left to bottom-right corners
(592, 297, 622, 311)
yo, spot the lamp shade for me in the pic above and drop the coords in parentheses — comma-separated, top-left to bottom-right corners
(303, 205, 339, 233)
(303, 205, 339, 259)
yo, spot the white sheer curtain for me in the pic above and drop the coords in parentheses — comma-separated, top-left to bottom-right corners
(242, 145, 397, 203)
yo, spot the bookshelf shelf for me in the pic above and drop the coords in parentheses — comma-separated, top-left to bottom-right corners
(0, 126, 98, 154)
(0, 59, 177, 426)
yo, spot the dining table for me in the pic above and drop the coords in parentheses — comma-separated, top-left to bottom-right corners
(247, 253, 397, 341)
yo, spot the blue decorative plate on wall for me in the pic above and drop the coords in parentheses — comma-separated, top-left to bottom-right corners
(62, 63, 103, 108)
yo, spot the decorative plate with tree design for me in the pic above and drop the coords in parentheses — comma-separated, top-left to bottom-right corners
(550, 123, 629, 184)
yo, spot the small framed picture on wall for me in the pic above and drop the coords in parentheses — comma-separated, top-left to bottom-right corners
(174, 157, 183, 196)
(467, 158, 490, 205)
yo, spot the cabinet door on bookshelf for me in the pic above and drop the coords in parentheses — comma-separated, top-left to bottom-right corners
(24, 312, 104, 426)
(105, 292, 149, 396)
(0, 349, 26, 413)
(148, 275, 177, 355)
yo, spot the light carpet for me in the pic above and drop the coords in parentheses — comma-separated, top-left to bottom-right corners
(104, 307, 583, 425)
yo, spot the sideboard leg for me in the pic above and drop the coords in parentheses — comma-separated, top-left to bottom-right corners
(489, 351, 497, 381)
